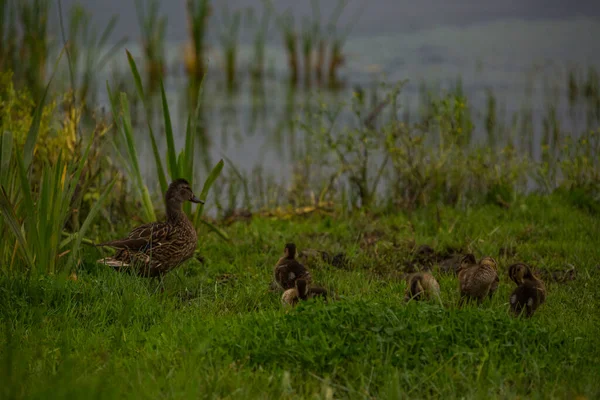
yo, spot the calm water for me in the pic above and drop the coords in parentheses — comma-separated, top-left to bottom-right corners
(51, 2, 600, 201)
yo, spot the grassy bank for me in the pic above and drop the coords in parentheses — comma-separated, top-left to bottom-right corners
(2, 192, 599, 399)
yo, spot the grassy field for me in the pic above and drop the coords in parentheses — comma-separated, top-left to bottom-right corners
(2, 192, 599, 399)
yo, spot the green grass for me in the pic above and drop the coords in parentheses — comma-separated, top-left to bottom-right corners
(1, 192, 599, 399)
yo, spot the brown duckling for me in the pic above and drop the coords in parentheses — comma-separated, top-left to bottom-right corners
(404, 272, 441, 302)
(457, 255, 499, 305)
(96, 179, 203, 278)
(508, 263, 529, 285)
(281, 278, 328, 307)
(439, 253, 476, 275)
(272, 243, 312, 291)
(535, 264, 577, 283)
(297, 248, 330, 267)
(509, 264, 546, 317)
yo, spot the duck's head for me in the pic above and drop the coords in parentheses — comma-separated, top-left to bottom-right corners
(457, 253, 477, 272)
(479, 256, 498, 270)
(166, 179, 204, 205)
(284, 243, 297, 259)
(508, 263, 532, 285)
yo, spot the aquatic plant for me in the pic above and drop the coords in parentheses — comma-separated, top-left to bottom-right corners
(135, 0, 167, 94)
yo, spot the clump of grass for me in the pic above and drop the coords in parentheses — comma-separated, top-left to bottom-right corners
(0, 69, 115, 275)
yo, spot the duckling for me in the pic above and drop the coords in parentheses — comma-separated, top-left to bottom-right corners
(508, 263, 529, 285)
(457, 255, 499, 305)
(272, 243, 312, 291)
(404, 272, 441, 302)
(509, 264, 546, 317)
(535, 264, 577, 283)
(281, 278, 328, 307)
(297, 248, 331, 268)
(439, 253, 476, 275)
(96, 179, 203, 277)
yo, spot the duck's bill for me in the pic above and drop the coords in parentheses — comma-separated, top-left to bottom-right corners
(191, 195, 205, 204)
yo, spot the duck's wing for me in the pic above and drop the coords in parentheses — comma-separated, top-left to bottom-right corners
(96, 221, 176, 252)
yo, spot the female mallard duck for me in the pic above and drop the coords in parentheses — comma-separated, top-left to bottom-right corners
(272, 243, 312, 291)
(404, 272, 441, 302)
(281, 278, 328, 307)
(457, 255, 499, 305)
(96, 179, 203, 277)
(508, 263, 546, 318)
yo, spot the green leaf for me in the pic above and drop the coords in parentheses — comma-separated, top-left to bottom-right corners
(0, 186, 34, 271)
(23, 47, 65, 167)
(193, 159, 224, 229)
(126, 50, 168, 195)
(67, 177, 117, 268)
(159, 78, 179, 179)
(0, 131, 13, 181)
(106, 81, 156, 222)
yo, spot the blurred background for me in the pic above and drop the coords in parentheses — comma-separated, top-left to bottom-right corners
(2, 0, 600, 213)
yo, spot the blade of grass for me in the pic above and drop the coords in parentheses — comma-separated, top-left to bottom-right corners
(0, 132, 13, 181)
(222, 154, 250, 209)
(67, 177, 117, 268)
(106, 82, 156, 222)
(126, 49, 168, 194)
(159, 78, 179, 179)
(199, 218, 230, 242)
(14, 148, 39, 260)
(23, 47, 66, 167)
(193, 159, 224, 229)
(0, 186, 34, 271)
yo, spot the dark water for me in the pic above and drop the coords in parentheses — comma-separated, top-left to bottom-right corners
(49, 1, 600, 203)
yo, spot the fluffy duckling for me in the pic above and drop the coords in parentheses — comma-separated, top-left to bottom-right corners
(404, 272, 441, 302)
(508, 263, 529, 285)
(509, 263, 546, 318)
(272, 243, 312, 291)
(297, 248, 330, 267)
(457, 255, 499, 305)
(281, 278, 328, 307)
(439, 253, 476, 275)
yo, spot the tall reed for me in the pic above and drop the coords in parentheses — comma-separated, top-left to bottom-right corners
(278, 11, 299, 87)
(135, 0, 167, 94)
(17, 0, 50, 98)
(108, 51, 228, 240)
(67, 4, 126, 108)
(185, 0, 211, 90)
(247, 6, 271, 81)
(218, 5, 242, 92)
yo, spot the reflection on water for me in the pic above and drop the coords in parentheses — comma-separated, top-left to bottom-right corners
(86, 16, 600, 210)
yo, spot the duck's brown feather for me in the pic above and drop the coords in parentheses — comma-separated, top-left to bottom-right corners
(510, 278, 546, 317)
(273, 259, 312, 290)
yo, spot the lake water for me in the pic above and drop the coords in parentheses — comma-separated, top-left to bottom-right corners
(59, 3, 600, 204)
